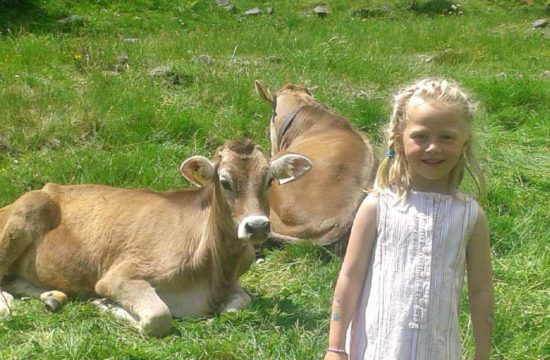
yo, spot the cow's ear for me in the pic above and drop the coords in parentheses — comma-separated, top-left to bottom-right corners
(180, 156, 215, 187)
(270, 154, 312, 185)
(254, 80, 273, 104)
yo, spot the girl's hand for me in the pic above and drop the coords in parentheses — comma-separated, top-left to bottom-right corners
(324, 351, 348, 360)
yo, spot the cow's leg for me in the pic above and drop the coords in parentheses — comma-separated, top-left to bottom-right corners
(95, 270, 172, 337)
(219, 281, 251, 313)
(0, 191, 60, 316)
(2, 277, 68, 312)
(268, 231, 307, 244)
(218, 245, 254, 313)
(237, 244, 256, 276)
(91, 298, 139, 323)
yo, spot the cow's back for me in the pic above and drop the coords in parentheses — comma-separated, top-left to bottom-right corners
(270, 121, 376, 246)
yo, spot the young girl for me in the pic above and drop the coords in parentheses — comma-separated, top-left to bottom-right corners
(324, 78, 494, 360)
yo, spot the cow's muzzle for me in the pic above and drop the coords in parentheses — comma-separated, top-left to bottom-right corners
(238, 215, 271, 244)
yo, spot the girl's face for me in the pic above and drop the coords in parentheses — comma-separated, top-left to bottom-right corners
(397, 98, 469, 194)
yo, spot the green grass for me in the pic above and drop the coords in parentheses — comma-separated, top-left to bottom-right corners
(1, 0, 549, 359)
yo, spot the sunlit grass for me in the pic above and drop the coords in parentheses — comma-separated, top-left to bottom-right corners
(1, 0, 548, 359)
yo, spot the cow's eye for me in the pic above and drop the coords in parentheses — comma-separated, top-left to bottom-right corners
(220, 179, 232, 191)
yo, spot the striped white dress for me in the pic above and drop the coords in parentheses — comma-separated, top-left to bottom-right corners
(347, 190, 479, 360)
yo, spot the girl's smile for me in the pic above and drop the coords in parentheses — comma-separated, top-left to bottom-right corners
(422, 159, 444, 164)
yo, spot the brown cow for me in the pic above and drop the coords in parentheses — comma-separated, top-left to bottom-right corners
(0, 140, 312, 336)
(255, 81, 377, 250)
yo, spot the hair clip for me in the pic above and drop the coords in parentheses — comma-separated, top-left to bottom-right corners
(385, 149, 395, 159)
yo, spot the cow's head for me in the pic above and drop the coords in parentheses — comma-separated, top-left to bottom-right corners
(180, 140, 312, 244)
(255, 80, 321, 156)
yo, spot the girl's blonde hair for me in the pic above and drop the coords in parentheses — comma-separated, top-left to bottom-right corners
(373, 78, 485, 199)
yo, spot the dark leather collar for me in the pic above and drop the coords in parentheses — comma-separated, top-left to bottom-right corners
(274, 104, 306, 153)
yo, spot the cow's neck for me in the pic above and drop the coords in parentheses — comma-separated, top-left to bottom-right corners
(198, 185, 246, 288)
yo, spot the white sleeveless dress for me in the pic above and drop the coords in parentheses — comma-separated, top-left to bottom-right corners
(347, 190, 479, 360)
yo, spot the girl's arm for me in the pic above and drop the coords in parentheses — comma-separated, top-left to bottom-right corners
(324, 196, 378, 360)
(466, 206, 494, 360)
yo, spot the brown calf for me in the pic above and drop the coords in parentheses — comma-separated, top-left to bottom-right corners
(0, 140, 312, 336)
(255, 81, 377, 250)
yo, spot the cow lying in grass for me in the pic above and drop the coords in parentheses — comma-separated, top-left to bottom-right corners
(255, 81, 377, 251)
(0, 140, 311, 336)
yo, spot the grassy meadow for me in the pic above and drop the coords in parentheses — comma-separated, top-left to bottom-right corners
(0, 0, 548, 359)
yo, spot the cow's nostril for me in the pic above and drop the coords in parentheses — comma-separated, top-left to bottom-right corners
(245, 219, 270, 234)
(259, 221, 270, 233)
(238, 215, 271, 240)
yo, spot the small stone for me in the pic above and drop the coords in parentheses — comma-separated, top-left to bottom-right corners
(313, 5, 331, 16)
(245, 8, 261, 16)
(115, 54, 129, 72)
(149, 66, 190, 86)
(58, 14, 85, 25)
(149, 66, 172, 77)
(196, 55, 213, 64)
(266, 55, 282, 64)
(117, 54, 129, 63)
(445, 3, 463, 15)
(416, 54, 433, 63)
(532, 19, 549, 29)
(216, 0, 235, 12)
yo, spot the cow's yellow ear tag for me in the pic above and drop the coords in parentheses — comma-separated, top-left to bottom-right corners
(194, 169, 206, 185)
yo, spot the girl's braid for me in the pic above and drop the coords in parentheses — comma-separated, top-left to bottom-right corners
(374, 85, 417, 197)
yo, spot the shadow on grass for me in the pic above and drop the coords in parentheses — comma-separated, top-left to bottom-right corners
(410, 0, 456, 15)
(0, 0, 75, 33)
(249, 294, 326, 330)
(168, 294, 325, 339)
(256, 241, 340, 264)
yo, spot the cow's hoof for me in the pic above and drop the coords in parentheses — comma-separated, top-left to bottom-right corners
(44, 297, 62, 312)
(40, 291, 68, 312)
(140, 311, 173, 337)
(0, 291, 14, 316)
(220, 291, 251, 313)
